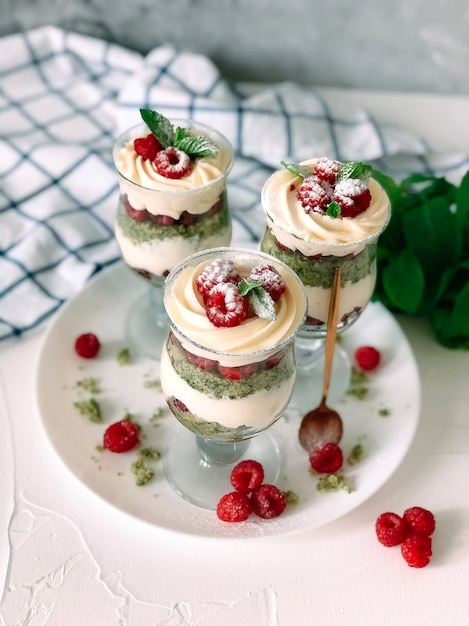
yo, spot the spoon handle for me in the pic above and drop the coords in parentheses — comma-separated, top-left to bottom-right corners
(322, 266, 341, 401)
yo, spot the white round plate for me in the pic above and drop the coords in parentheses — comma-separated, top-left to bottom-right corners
(36, 262, 420, 540)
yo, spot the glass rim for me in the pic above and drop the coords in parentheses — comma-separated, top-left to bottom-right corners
(112, 119, 234, 194)
(164, 246, 308, 359)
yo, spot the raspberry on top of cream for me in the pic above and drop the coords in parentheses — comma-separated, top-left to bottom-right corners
(113, 109, 233, 219)
(262, 157, 390, 257)
(164, 249, 307, 364)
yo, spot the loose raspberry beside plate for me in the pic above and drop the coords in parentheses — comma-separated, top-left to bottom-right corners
(403, 506, 436, 537)
(401, 534, 432, 568)
(375, 512, 407, 547)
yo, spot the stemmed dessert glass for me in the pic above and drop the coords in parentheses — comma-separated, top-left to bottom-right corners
(113, 115, 233, 359)
(160, 247, 307, 509)
(260, 158, 391, 409)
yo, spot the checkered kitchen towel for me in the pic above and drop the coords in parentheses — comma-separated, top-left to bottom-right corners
(1, 26, 469, 341)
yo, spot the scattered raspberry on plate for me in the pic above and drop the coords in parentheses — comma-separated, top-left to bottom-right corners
(103, 420, 140, 453)
(250, 484, 287, 519)
(309, 442, 344, 474)
(355, 345, 381, 371)
(216, 491, 253, 522)
(74, 333, 100, 358)
(230, 460, 265, 494)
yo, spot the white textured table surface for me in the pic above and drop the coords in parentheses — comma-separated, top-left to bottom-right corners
(1, 90, 469, 626)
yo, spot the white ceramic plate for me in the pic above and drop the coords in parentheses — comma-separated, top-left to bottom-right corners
(36, 262, 420, 540)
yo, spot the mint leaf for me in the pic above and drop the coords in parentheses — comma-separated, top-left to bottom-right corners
(174, 132, 218, 158)
(238, 278, 276, 320)
(238, 277, 262, 296)
(336, 161, 372, 182)
(326, 201, 341, 218)
(280, 161, 311, 180)
(140, 109, 174, 147)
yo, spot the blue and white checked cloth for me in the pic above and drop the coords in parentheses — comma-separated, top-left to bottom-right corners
(1, 26, 469, 341)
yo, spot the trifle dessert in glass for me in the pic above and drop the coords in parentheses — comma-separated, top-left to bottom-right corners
(160, 247, 307, 509)
(260, 158, 390, 407)
(113, 109, 233, 359)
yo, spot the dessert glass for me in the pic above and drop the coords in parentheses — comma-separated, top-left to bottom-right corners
(113, 119, 233, 359)
(160, 247, 307, 509)
(260, 159, 391, 409)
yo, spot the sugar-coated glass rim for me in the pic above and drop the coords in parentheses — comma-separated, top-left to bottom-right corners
(113, 119, 234, 194)
(164, 246, 308, 359)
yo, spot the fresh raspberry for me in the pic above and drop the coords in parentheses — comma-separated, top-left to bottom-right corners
(133, 133, 162, 160)
(297, 176, 330, 213)
(184, 350, 217, 371)
(154, 146, 192, 179)
(195, 259, 241, 300)
(230, 460, 265, 494)
(216, 491, 253, 522)
(179, 211, 198, 226)
(103, 420, 140, 453)
(74, 333, 100, 358)
(250, 484, 287, 519)
(403, 507, 436, 537)
(204, 283, 248, 327)
(375, 512, 407, 547)
(355, 345, 381, 371)
(314, 157, 341, 184)
(124, 198, 150, 222)
(249, 264, 286, 302)
(309, 442, 344, 473)
(332, 179, 372, 217)
(218, 362, 258, 380)
(401, 534, 432, 568)
(148, 213, 176, 226)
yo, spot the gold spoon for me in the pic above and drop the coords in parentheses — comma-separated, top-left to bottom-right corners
(298, 266, 344, 451)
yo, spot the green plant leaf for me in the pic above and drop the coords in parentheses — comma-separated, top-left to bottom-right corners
(381, 249, 425, 314)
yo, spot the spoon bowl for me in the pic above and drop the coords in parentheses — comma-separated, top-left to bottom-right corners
(299, 266, 344, 451)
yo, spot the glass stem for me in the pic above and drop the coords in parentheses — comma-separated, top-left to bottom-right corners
(196, 436, 250, 466)
(149, 283, 169, 330)
(294, 336, 326, 371)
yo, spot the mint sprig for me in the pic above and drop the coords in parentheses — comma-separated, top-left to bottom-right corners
(372, 168, 469, 350)
(238, 278, 276, 321)
(280, 161, 312, 180)
(139, 108, 218, 158)
(336, 161, 372, 182)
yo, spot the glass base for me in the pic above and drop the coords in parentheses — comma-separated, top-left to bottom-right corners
(289, 339, 351, 413)
(124, 287, 169, 360)
(163, 428, 282, 510)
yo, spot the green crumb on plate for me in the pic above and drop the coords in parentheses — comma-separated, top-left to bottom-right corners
(316, 473, 354, 494)
(347, 443, 364, 466)
(130, 447, 161, 486)
(117, 347, 131, 365)
(144, 378, 161, 390)
(74, 398, 103, 423)
(75, 377, 101, 394)
(379, 407, 390, 416)
(283, 490, 299, 505)
(346, 367, 369, 399)
(150, 407, 167, 422)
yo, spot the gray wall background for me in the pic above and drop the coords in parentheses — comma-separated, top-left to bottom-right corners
(2, 0, 469, 94)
